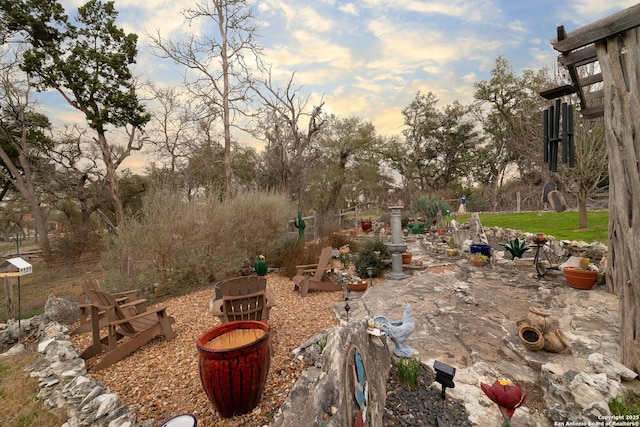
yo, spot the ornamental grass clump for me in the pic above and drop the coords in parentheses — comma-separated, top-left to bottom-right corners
(396, 357, 421, 388)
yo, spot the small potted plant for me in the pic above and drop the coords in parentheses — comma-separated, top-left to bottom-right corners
(338, 245, 352, 268)
(469, 253, 488, 267)
(563, 257, 597, 289)
(446, 237, 458, 256)
(436, 210, 446, 236)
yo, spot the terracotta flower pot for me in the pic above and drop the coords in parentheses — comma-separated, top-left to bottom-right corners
(518, 325, 544, 351)
(197, 321, 271, 418)
(348, 282, 368, 292)
(563, 266, 597, 290)
(470, 257, 487, 267)
(527, 307, 552, 334)
(402, 253, 412, 264)
(543, 329, 570, 353)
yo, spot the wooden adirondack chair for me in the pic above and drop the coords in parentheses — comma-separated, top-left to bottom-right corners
(80, 289, 176, 371)
(210, 276, 276, 322)
(293, 246, 342, 297)
(72, 280, 146, 335)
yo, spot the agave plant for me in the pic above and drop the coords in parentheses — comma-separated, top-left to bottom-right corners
(500, 238, 533, 259)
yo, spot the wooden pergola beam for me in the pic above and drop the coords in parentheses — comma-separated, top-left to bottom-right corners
(552, 3, 640, 53)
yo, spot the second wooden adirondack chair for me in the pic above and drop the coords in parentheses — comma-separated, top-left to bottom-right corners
(72, 280, 146, 335)
(80, 289, 176, 370)
(292, 246, 342, 297)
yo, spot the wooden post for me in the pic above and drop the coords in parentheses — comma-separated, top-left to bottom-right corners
(597, 27, 640, 373)
(516, 192, 521, 212)
(4, 277, 15, 320)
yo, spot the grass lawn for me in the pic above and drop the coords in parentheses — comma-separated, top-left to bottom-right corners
(455, 211, 609, 243)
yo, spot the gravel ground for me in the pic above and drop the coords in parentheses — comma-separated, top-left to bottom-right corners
(384, 363, 473, 427)
(70, 274, 343, 427)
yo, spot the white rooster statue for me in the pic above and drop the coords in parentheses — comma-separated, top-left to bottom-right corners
(373, 303, 416, 357)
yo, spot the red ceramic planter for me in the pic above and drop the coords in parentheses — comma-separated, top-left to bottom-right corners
(197, 321, 271, 418)
(563, 266, 597, 290)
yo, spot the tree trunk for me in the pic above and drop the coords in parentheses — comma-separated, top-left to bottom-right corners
(96, 131, 125, 227)
(0, 131, 53, 261)
(597, 28, 640, 373)
(577, 187, 589, 229)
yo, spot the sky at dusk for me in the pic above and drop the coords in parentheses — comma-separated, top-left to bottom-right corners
(41, 0, 639, 171)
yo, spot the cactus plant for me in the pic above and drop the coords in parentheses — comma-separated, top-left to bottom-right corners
(254, 255, 267, 276)
(579, 257, 590, 270)
(293, 211, 306, 240)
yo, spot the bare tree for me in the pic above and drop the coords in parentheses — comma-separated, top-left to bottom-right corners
(0, 48, 52, 259)
(145, 84, 196, 173)
(560, 115, 607, 228)
(150, 0, 262, 200)
(255, 71, 325, 208)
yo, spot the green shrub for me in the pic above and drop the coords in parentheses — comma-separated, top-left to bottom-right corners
(409, 195, 450, 223)
(354, 237, 391, 278)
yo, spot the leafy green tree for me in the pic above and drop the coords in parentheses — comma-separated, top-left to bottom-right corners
(396, 91, 480, 198)
(473, 55, 550, 209)
(306, 115, 380, 235)
(400, 91, 440, 194)
(1, 0, 151, 227)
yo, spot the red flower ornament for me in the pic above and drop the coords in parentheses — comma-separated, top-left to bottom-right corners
(481, 378, 527, 426)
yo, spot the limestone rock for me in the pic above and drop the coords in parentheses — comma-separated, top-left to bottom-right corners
(588, 353, 639, 381)
(44, 296, 79, 325)
(275, 319, 391, 427)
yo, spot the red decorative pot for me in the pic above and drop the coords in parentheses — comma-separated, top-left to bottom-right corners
(361, 220, 372, 232)
(197, 321, 271, 418)
(563, 266, 597, 290)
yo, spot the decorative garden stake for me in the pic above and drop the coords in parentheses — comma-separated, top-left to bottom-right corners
(480, 378, 527, 427)
(293, 211, 306, 240)
(254, 255, 267, 276)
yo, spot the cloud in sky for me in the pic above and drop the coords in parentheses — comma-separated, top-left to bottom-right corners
(47, 0, 639, 167)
